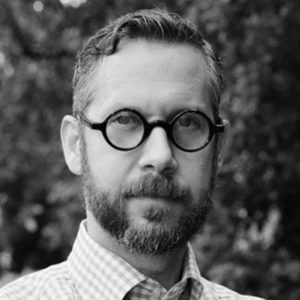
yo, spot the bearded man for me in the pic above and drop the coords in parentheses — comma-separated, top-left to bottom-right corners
(0, 8, 265, 300)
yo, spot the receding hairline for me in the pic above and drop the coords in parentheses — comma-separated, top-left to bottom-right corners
(76, 38, 215, 115)
(72, 9, 222, 118)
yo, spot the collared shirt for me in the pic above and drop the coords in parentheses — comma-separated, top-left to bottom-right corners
(0, 221, 265, 300)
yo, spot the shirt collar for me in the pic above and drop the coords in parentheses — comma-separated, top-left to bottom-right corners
(67, 221, 145, 300)
(67, 220, 204, 300)
(180, 243, 203, 299)
(182, 243, 202, 282)
(127, 244, 203, 299)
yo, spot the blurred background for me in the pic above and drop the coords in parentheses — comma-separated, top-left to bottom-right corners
(0, 0, 299, 299)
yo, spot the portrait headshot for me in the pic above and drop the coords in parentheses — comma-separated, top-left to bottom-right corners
(0, 1, 299, 300)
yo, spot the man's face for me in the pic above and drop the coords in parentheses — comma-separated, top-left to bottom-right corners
(80, 40, 218, 254)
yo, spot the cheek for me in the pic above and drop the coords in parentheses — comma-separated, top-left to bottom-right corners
(179, 148, 214, 190)
(85, 137, 136, 188)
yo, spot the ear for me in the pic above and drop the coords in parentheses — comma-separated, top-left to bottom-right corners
(60, 115, 83, 175)
(217, 119, 230, 167)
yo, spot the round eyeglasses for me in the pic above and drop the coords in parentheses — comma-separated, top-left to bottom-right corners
(77, 108, 224, 152)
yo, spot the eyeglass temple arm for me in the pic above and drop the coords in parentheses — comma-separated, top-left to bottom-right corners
(77, 113, 105, 131)
(214, 118, 225, 133)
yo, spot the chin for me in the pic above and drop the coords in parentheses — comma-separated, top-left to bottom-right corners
(119, 218, 190, 255)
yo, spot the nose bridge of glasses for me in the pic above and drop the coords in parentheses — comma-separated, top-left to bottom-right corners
(142, 120, 174, 157)
(145, 120, 172, 139)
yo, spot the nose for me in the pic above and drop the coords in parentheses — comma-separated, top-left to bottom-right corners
(138, 127, 178, 176)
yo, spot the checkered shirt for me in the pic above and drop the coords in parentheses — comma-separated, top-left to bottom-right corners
(0, 221, 265, 300)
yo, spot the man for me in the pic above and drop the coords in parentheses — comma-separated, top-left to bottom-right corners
(0, 9, 265, 300)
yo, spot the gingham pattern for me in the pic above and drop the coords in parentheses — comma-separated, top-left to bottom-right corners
(0, 221, 265, 300)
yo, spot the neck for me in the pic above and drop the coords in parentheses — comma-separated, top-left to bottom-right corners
(86, 214, 187, 290)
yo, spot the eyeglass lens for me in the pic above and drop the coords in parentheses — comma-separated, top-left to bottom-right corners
(107, 110, 145, 149)
(172, 111, 209, 150)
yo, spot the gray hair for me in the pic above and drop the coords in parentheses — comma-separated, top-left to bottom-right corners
(72, 9, 223, 118)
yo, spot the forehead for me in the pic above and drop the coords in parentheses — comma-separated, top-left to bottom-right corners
(87, 39, 211, 118)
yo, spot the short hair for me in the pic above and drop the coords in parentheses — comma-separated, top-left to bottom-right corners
(72, 8, 223, 118)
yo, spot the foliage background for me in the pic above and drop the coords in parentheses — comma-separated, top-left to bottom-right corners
(0, 0, 299, 299)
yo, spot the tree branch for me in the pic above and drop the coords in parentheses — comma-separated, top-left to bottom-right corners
(1, 0, 74, 60)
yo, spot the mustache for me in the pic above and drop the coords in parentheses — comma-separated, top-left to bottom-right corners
(121, 174, 192, 204)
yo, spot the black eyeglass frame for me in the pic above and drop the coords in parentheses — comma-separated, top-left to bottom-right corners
(76, 108, 224, 152)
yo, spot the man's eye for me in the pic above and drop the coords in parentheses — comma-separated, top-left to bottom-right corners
(109, 112, 140, 127)
(178, 116, 199, 127)
(114, 115, 132, 125)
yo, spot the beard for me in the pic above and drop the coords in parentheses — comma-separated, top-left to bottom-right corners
(81, 136, 218, 255)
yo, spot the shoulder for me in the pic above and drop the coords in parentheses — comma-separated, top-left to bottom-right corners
(201, 277, 266, 300)
(0, 262, 78, 300)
